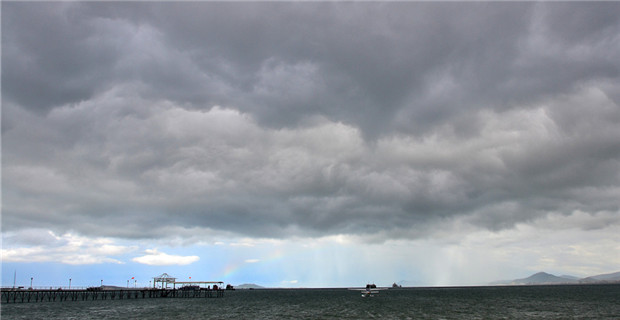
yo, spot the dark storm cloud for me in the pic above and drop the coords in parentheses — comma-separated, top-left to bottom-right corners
(2, 2, 620, 240)
(3, 3, 114, 113)
(5, 2, 618, 132)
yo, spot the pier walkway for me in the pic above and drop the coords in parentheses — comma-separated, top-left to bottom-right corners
(0, 288, 225, 304)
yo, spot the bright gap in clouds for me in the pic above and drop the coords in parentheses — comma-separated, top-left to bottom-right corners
(2, 209, 618, 288)
(132, 249, 200, 266)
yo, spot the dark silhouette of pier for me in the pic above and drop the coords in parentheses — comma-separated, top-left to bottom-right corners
(1, 287, 225, 303)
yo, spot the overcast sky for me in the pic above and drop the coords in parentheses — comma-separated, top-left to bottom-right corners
(2, 2, 620, 288)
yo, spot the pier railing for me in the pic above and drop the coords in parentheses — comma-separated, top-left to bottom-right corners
(3, 286, 93, 291)
(3, 286, 154, 291)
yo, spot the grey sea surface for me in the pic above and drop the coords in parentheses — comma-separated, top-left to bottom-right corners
(2, 285, 619, 319)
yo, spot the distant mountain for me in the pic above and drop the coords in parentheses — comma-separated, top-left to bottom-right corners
(590, 271, 620, 281)
(492, 271, 620, 285)
(510, 272, 577, 285)
(235, 283, 265, 289)
(579, 271, 620, 284)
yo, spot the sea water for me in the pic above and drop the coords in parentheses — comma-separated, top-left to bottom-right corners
(2, 285, 619, 319)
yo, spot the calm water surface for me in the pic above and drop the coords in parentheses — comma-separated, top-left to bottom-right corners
(2, 285, 619, 319)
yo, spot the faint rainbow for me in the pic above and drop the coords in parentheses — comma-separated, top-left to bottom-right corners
(219, 249, 286, 279)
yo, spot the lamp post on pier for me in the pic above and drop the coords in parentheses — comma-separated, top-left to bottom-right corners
(69, 278, 72, 289)
(30, 277, 33, 289)
(101, 279, 103, 287)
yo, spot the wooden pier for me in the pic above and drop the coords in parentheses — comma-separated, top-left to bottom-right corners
(0, 288, 225, 304)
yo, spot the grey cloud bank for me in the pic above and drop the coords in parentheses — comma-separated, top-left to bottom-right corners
(2, 2, 620, 242)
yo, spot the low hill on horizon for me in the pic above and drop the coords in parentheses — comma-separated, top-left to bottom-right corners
(492, 271, 620, 285)
(514, 272, 577, 285)
(235, 283, 265, 289)
(579, 271, 620, 283)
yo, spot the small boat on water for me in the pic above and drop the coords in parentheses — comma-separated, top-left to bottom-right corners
(361, 283, 379, 297)
(349, 283, 381, 297)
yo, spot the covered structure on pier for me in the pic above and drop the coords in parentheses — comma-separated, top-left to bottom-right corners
(153, 273, 176, 289)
